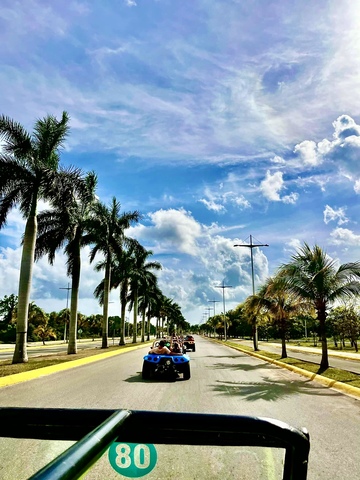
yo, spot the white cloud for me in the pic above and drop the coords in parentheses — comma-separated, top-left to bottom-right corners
(329, 227, 360, 245)
(323, 205, 349, 225)
(271, 155, 286, 164)
(282, 192, 299, 204)
(354, 179, 360, 194)
(260, 170, 283, 201)
(131, 208, 202, 256)
(198, 186, 250, 213)
(293, 140, 322, 167)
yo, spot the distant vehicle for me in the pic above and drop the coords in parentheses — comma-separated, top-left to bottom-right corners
(183, 334, 196, 352)
(142, 341, 191, 381)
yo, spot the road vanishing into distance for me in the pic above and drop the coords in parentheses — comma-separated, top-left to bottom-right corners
(0, 335, 359, 479)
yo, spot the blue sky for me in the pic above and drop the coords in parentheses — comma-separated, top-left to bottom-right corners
(1, 0, 360, 325)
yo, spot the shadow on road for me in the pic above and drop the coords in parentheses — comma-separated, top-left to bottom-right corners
(211, 377, 343, 402)
(210, 362, 274, 372)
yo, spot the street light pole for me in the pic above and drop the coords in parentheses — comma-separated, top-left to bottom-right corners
(234, 234, 269, 351)
(215, 281, 232, 341)
(59, 283, 71, 343)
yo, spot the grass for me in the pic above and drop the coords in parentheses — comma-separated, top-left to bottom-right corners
(0, 344, 146, 378)
(225, 341, 360, 389)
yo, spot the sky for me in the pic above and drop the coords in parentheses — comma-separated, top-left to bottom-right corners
(1, 0, 360, 325)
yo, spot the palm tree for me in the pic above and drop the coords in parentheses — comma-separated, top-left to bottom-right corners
(138, 271, 161, 342)
(0, 112, 71, 363)
(127, 246, 162, 343)
(87, 198, 140, 348)
(253, 276, 306, 358)
(94, 239, 139, 346)
(35, 171, 97, 354)
(279, 243, 360, 369)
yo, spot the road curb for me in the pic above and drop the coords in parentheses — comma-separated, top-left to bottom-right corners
(0, 342, 151, 389)
(213, 339, 360, 400)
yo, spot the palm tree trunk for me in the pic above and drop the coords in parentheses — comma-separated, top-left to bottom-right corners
(252, 317, 259, 351)
(146, 311, 151, 341)
(141, 306, 145, 342)
(319, 309, 329, 369)
(119, 280, 128, 345)
(102, 261, 111, 349)
(68, 241, 81, 354)
(132, 288, 138, 343)
(13, 214, 37, 364)
(280, 319, 287, 358)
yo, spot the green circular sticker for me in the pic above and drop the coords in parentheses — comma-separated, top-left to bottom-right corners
(108, 442, 157, 478)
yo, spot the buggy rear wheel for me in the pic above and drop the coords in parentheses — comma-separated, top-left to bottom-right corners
(142, 361, 151, 379)
(182, 363, 191, 380)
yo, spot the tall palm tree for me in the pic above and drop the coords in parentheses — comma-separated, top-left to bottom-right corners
(127, 246, 162, 343)
(279, 243, 360, 369)
(87, 198, 140, 349)
(35, 171, 97, 354)
(0, 112, 71, 363)
(137, 271, 160, 342)
(94, 238, 140, 346)
(253, 276, 306, 358)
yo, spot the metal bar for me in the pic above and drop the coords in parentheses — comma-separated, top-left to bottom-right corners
(0, 408, 310, 480)
(29, 409, 131, 480)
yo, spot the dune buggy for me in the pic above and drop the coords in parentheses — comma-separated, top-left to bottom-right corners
(183, 334, 196, 352)
(142, 343, 191, 381)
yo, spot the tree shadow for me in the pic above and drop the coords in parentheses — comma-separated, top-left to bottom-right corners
(204, 355, 247, 359)
(211, 377, 343, 402)
(210, 362, 274, 372)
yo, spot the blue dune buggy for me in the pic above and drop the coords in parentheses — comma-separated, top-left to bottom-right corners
(142, 351, 191, 380)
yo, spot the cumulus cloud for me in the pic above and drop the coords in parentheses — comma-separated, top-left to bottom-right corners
(131, 208, 202, 256)
(293, 115, 360, 190)
(259, 170, 298, 203)
(323, 205, 349, 225)
(329, 227, 360, 245)
(260, 170, 283, 201)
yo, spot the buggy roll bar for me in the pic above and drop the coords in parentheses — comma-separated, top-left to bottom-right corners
(0, 407, 310, 480)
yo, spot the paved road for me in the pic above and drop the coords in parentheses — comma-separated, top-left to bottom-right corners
(230, 339, 360, 374)
(0, 335, 359, 479)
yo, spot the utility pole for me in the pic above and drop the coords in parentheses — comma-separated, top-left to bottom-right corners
(215, 281, 232, 341)
(59, 283, 71, 343)
(208, 300, 219, 338)
(208, 299, 220, 317)
(234, 234, 269, 351)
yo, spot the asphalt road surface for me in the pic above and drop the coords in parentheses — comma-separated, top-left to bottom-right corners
(0, 335, 359, 479)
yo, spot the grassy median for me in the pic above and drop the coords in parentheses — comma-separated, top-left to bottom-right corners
(225, 341, 360, 389)
(0, 343, 149, 378)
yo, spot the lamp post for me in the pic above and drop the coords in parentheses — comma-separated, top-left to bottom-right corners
(215, 281, 232, 341)
(59, 283, 71, 343)
(234, 234, 269, 351)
